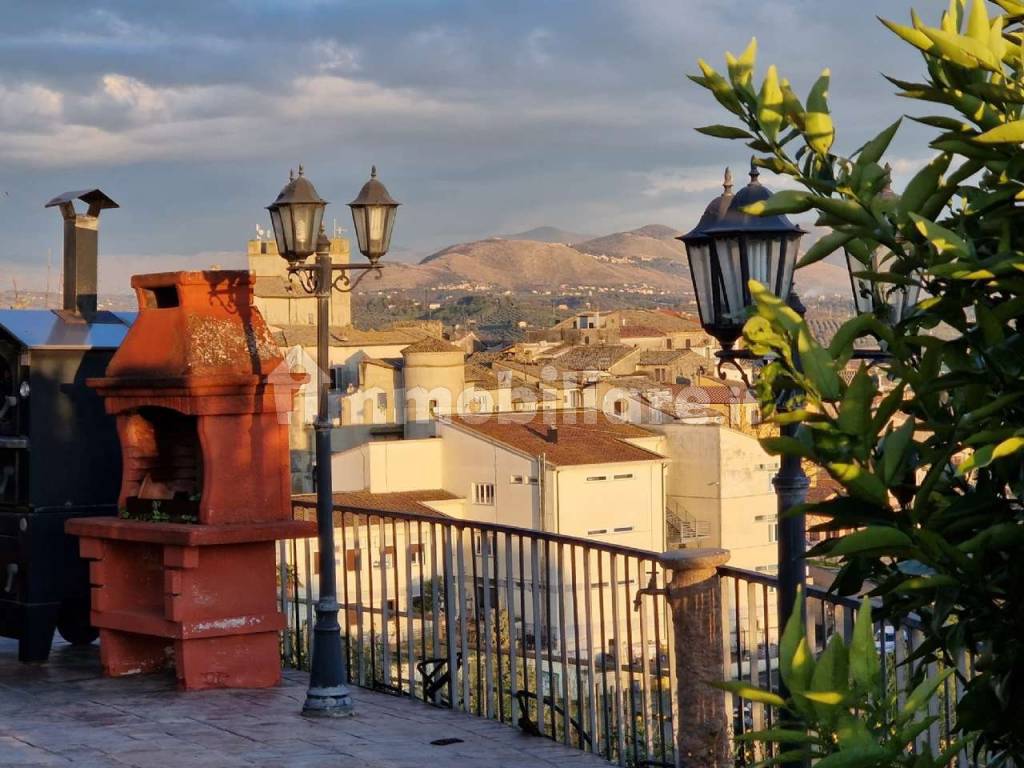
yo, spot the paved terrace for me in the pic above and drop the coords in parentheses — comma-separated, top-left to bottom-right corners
(0, 639, 609, 768)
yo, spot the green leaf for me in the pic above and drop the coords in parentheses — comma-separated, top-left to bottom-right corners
(804, 69, 834, 156)
(837, 366, 876, 436)
(696, 124, 755, 140)
(779, 588, 813, 693)
(975, 120, 1024, 144)
(898, 668, 955, 722)
(808, 634, 849, 719)
(760, 436, 813, 457)
(828, 526, 912, 556)
(908, 213, 971, 258)
(856, 118, 902, 166)
(965, 0, 990, 43)
(799, 689, 844, 705)
(743, 189, 815, 216)
(726, 37, 758, 90)
(736, 728, 820, 744)
(900, 154, 952, 216)
(712, 680, 787, 707)
(813, 745, 889, 768)
(798, 326, 842, 400)
(757, 64, 785, 142)
(696, 59, 743, 115)
(879, 16, 934, 53)
(826, 462, 890, 507)
(796, 230, 853, 269)
(881, 418, 916, 485)
(849, 598, 880, 691)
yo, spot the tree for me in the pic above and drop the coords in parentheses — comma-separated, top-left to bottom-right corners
(691, 1, 1024, 762)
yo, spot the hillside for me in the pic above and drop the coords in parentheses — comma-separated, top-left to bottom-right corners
(497, 226, 595, 244)
(362, 223, 849, 296)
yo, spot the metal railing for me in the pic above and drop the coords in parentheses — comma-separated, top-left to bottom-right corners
(718, 565, 974, 765)
(278, 507, 678, 767)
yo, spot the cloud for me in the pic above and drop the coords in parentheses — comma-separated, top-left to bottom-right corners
(312, 39, 361, 74)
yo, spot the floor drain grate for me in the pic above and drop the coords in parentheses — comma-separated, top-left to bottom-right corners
(430, 738, 464, 746)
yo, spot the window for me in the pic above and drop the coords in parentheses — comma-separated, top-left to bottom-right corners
(613, 526, 634, 533)
(410, 543, 423, 565)
(509, 474, 525, 485)
(527, 476, 540, 485)
(428, 399, 438, 417)
(377, 392, 387, 411)
(383, 545, 395, 568)
(686, 339, 692, 349)
(474, 533, 491, 556)
(666, 338, 673, 350)
(613, 400, 626, 416)
(472, 482, 495, 505)
(768, 523, 779, 543)
(586, 475, 607, 482)
(613, 473, 633, 480)
(345, 549, 359, 572)
(587, 528, 608, 535)
(384, 598, 396, 615)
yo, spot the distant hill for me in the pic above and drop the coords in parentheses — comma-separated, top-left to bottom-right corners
(363, 223, 849, 296)
(496, 226, 596, 244)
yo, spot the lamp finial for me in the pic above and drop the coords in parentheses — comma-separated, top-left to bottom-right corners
(298, 164, 305, 177)
(289, 168, 295, 182)
(371, 165, 377, 179)
(723, 167, 733, 194)
(749, 157, 760, 183)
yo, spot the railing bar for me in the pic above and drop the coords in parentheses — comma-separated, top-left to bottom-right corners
(392, 517, 403, 694)
(761, 583, 774, 739)
(302, 536, 313, 668)
(570, 544, 585, 751)
(956, 649, 969, 768)
(457, 527, 471, 713)
(354, 521, 365, 686)
(505, 533, 518, 728)
(339, 513, 351, 683)
(429, 522, 442, 703)
(582, 546, 598, 755)
(471, 527, 483, 717)
(544, 539, 557, 740)
(623, 557, 639, 765)
(597, 551, 610, 759)
(442, 524, 458, 710)
(921, 632, 939, 754)
(519, 534, 530, 731)
(733, 575, 744, 740)
(379, 517, 391, 690)
(417, 520, 427, 702)
(491, 530, 504, 724)
(637, 558, 655, 763)
(609, 553, 626, 767)
(556, 542, 571, 747)
(482, 528, 496, 721)
(531, 536, 545, 737)
(662, 564, 680, 768)
(278, 540, 291, 664)
(747, 581, 763, 735)
(366, 515, 377, 687)
(895, 621, 908, 715)
(404, 519, 415, 698)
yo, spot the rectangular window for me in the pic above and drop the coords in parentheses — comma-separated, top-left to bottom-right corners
(474, 533, 491, 556)
(586, 475, 607, 482)
(345, 549, 359, 572)
(528, 477, 540, 485)
(509, 474, 525, 484)
(377, 393, 387, 410)
(613, 526, 634, 533)
(472, 482, 495, 505)
(613, 473, 633, 480)
(385, 598, 396, 614)
(410, 543, 423, 565)
(587, 528, 608, 535)
(383, 545, 395, 568)
(768, 523, 779, 543)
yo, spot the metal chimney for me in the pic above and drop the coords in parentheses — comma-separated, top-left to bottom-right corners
(45, 189, 119, 315)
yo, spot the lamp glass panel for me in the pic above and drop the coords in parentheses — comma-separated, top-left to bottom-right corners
(269, 208, 287, 256)
(778, 233, 800, 301)
(311, 206, 325, 252)
(380, 206, 396, 256)
(686, 242, 715, 327)
(717, 236, 745, 326)
(747, 237, 769, 286)
(291, 203, 318, 255)
(279, 205, 295, 255)
(350, 207, 369, 254)
(767, 237, 781, 294)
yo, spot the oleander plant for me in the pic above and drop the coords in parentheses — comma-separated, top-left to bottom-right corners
(691, 0, 1024, 762)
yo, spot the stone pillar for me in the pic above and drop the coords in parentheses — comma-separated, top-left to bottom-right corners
(660, 548, 731, 768)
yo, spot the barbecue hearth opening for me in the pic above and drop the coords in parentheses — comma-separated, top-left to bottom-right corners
(120, 406, 202, 522)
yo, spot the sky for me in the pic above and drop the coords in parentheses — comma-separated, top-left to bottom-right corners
(0, 0, 946, 291)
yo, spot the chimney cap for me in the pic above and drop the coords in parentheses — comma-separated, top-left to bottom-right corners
(45, 188, 119, 218)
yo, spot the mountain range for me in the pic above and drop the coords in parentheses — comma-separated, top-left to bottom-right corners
(367, 224, 848, 297)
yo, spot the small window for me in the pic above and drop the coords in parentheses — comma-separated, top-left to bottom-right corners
(472, 482, 495, 505)
(474, 533, 491, 556)
(613, 473, 633, 480)
(345, 549, 359, 572)
(384, 598, 396, 614)
(509, 474, 525, 485)
(686, 339, 692, 349)
(377, 393, 387, 410)
(587, 528, 608, 535)
(586, 475, 607, 482)
(613, 526, 634, 533)
(768, 523, 779, 543)
(410, 543, 423, 565)
(613, 400, 626, 416)
(528, 476, 540, 485)
(666, 338, 673, 350)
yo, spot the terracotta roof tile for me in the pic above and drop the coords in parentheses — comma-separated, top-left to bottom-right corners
(402, 336, 463, 354)
(553, 344, 636, 371)
(293, 489, 457, 524)
(619, 325, 667, 339)
(446, 409, 663, 466)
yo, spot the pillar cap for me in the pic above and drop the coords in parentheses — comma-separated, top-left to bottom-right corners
(659, 547, 730, 573)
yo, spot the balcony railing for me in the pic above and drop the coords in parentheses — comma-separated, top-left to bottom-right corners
(719, 565, 975, 765)
(278, 513, 978, 767)
(278, 508, 678, 767)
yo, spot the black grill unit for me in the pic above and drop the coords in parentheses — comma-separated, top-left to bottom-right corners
(0, 188, 132, 661)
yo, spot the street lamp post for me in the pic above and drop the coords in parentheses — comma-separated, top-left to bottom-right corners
(679, 162, 808, 640)
(268, 165, 399, 717)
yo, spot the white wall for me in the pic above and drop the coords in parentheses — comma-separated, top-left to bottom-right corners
(332, 438, 443, 493)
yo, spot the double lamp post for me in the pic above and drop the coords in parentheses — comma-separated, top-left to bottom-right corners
(267, 165, 399, 717)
